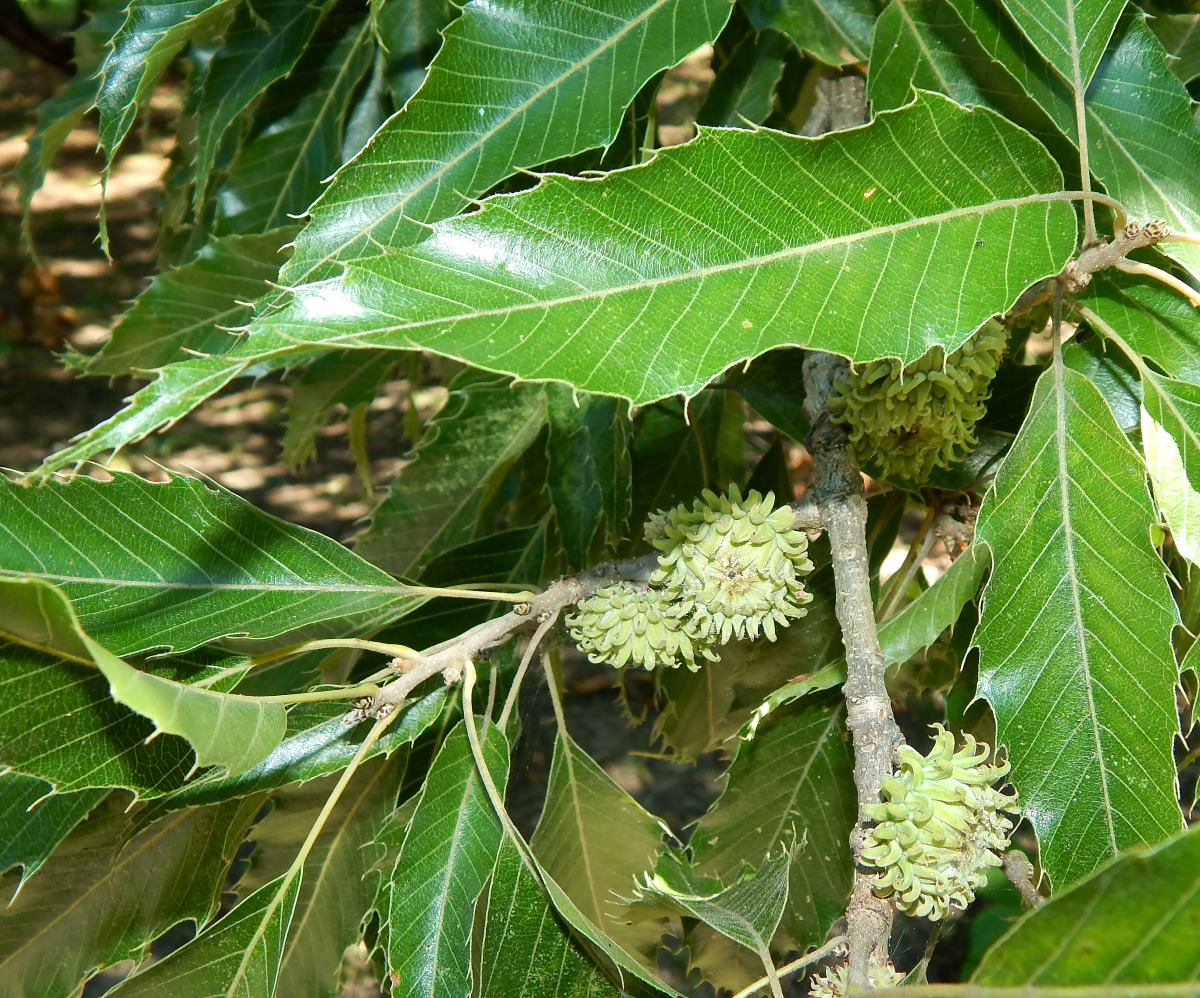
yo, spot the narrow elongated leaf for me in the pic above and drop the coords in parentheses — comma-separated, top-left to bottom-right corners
(480, 837, 625, 998)
(973, 823, 1200, 987)
(0, 775, 105, 890)
(386, 722, 509, 998)
(1001, 0, 1123, 88)
(108, 868, 302, 997)
(0, 794, 262, 998)
(1140, 375, 1200, 567)
(355, 377, 548, 576)
(191, 0, 333, 207)
(545, 388, 632, 571)
(96, 0, 240, 166)
(281, 0, 732, 286)
(0, 473, 422, 656)
(742, 0, 880, 65)
(283, 351, 396, 467)
(531, 732, 666, 962)
(215, 14, 375, 236)
(974, 367, 1182, 888)
(0, 575, 286, 777)
(86, 228, 295, 376)
(690, 694, 854, 953)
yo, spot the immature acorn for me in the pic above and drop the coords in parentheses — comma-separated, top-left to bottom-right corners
(649, 484, 815, 643)
(566, 582, 718, 672)
(829, 318, 1008, 482)
(859, 724, 1017, 920)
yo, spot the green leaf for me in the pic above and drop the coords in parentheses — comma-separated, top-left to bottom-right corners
(972, 823, 1200, 987)
(1151, 12, 1200, 85)
(531, 732, 666, 962)
(0, 775, 105, 891)
(478, 837, 625, 998)
(386, 721, 509, 998)
(138, 686, 451, 818)
(1063, 337, 1142, 433)
(215, 13, 376, 236)
(96, 0, 241, 168)
(698, 23, 791, 128)
(283, 350, 397, 467)
(974, 366, 1182, 888)
(546, 387, 632, 571)
(742, 0, 881, 65)
(280, 0, 732, 286)
(0, 473, 422, 656)
(237, 94, 1076, 404)
(355, 377, 548, 577)
(722, 349, 809, 443)
(0, 575, 286, 778)
(0, 794, 262, 998)
(86, 228, 295, 376)
(191, 0, 334, 208)
(630, 847, 792, 961)
(107, 867, 303, 997)
(370, 0, 457, 107)
(1140, 374, 1200, 567)
(1001, 0, 1124, 88)
(689, 694, 854, 953)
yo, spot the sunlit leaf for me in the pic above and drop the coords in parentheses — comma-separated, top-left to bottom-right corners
(1139, 375, 1200, 568)
(974, 367, 1182, 888)
(1001, 0, 1123, 88)
(0, 473, 422, 656)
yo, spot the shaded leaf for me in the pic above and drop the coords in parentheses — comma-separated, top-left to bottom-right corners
(0, 575, 286, 778)
(974, 367, 1182, 888)
(531, 732, 666, 962)
(0, 473, 422, 656)
(1063, 337, 1142, 433)
(86, 228, 296, 376)
(0, 794, 262, 998)
(479, 837, 625, 998)
(973, 823, 1200, 987)
(0, 775, 106, 891)
(1151, 11, 1200, 85)
(283, 351, 397, 467)
(370, 0, 457, 107)
(690, 694, 854, 953)
(698, 22, 791, 128)
(742, 0, 880, 65)
(280, 0, 732, 286)
(107, 868, 302, 997)
(545, 388, 632, 571)
(722, 348, 809, 443)
(355, 377, 548, 577)
(386, 722, 509, 998)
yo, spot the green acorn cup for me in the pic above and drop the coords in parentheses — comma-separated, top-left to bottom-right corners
(859, 724, 1018, 920)
(566, 582, 718, 672)
(649, 484, 815, 643)
(829, 318, 1008, 483)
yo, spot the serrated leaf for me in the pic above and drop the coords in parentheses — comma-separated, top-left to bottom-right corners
(386, 721, 509, 998)
(355, 377, 548, 576)
(531, 732, 666, 963)
(0, 473, 422, 656)
(1001, 0, 1123, 88)
(191, 0, 334, 209)
(1140, 375, 1200, 567)
(742, 0, 880, 65)
(86, 227, 295, 376)
(546, 387, 632, 571)
(370, 0, 456, 106)
(690, 694, 854, 953)
(0, 575, 286, 778)
(0, 775, 106, 891)
(972, 823, 1200, 987)
(215, 12, 375, 236)
(479, 837, 626, 998)
(0, 794, 262, 998)
(280, 0, 732, 287)
(138, 686, 450, 819)
(1151, 11, 1200, 85)
(283, 350, 397, 467)
(974, 366, 1182, 888)
(96, 0, 241, 166)
(630, 847, 792, 960)
(107, 867, 303, 997)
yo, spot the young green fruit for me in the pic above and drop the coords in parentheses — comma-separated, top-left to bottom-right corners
(859, 724, 1017, 920)
(808, 956, 904, 998)
(649, 484, 814, 643)
(829, 318, 1007, 482)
